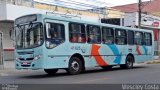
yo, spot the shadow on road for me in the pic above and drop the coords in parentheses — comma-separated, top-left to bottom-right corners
(19, 66, 148, 79)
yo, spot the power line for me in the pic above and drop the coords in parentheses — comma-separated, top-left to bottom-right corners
(35, 0, 110, 15)
(35, 0, 108, 10)
(35, 0, 154, 19)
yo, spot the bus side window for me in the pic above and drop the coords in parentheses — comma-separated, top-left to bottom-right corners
(102, 27, 114, 44)
(46, 22, 65, 44)
(69, 23, 86, 43)
(144, 33, 152, 46)
(128, 30, 134, 45)
(87, 25, 101, 44)
(115, 29, 127, 45)
(135, 32, 143, 45)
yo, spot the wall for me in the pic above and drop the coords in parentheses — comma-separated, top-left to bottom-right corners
(0, 4, 101, 22)
(124, 13, 136, 27)
(107, 8, 124, 18)
(0, 21, 14, 60)
(0, 3, 7, 20)
(34, 2, 99, 17)
(6, 4, 47, 20)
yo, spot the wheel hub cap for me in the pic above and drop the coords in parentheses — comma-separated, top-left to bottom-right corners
(71, 61, 79, 71)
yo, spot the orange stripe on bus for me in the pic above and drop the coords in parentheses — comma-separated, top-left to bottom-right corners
(91, 44, 108, 66)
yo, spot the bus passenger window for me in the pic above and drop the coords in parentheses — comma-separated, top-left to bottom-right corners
(87, 25, 101, 43)
(69, 23, 86, 43)
(77, 34, 86, 43)
(115, 29, 127, 45)
(102, 27, 114, 44)
(135, 32, 143, 45)
(46, 22, 65, 46)
(128, 30, 134, 45)
(144, 33, 152, 46)
(70, 34, 77, 42)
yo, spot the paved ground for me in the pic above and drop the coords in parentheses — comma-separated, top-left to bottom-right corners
(0, 61, 160, 84)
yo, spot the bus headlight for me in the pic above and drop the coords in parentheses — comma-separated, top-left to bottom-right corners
(15, 57, 19, 60)
(34, 54, 42, 60)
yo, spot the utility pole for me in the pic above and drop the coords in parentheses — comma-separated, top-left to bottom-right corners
(138, 0, 142, 28)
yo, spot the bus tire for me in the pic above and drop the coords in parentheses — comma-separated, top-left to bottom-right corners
(101, 66, 112, 70)
(67, 57, 82, 75)
(44, 69, 58, 75)
(120, 56, 134, 69)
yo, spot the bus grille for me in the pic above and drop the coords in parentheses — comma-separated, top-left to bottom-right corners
(19, 58, 34, 61)
(19, 58, 25, 60)
(21, 65, 31, 67)
(26, 58, 34, 60)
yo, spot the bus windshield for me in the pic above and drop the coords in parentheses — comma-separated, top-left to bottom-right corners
(15, 23, 43, 49)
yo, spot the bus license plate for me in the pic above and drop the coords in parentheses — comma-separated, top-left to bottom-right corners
(22, 62, 28, 65)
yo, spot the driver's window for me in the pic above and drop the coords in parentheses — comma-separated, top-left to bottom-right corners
(46, 22, 65, 46)
(46, 22, 65, 39)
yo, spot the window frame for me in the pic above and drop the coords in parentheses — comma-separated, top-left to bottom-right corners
(144, 32, 152, 46)
(115, 29, 127, 45)
(87, 25, 101, 44)
(45, 22, 65, 40)
(128, 30, 134, 45)
(69, 22, 86, 43)
(134, 31, 143, 45)
(102, 27, 114, 44)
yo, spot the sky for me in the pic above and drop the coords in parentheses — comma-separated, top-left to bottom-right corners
(34, 0, 151, 10)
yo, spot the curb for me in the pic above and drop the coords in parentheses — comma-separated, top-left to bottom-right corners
(146, 60, 160, 64)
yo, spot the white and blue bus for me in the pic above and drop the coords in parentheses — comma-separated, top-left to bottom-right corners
(12, 14, 154, 75)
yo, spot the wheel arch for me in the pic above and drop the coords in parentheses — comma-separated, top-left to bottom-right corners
(126, 53, 135, 63)
(70, 53, 85, 70)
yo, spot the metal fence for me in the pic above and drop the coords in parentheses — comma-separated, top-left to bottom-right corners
(0, 31, 4, 69)
(0, 0, 34, 7)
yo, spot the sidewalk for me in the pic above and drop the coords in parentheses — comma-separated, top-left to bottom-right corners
(0, 60, 15, 70)
(4, 60, 15, 69)
(146, 59, 160, 64)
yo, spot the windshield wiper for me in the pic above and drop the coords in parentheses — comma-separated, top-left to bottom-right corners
(26, 22, 33, 31)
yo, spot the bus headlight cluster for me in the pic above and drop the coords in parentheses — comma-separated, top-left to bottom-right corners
(34, 54, 42, 60)
(15, 57, 19, 61)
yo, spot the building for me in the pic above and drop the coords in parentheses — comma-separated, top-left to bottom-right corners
(1, 0, 120, 60)
(2, 0, 149, 61)
(123, 12, 160, 57)
(0, 0, 43, 60)
(112, 0, 160, 57)
(112, 0, 160, 16)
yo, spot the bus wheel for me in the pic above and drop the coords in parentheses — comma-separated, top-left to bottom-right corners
(101, 66, 112, 70)
(67, 57, 82, 75)
(120, 56, 134, 69)
(44, 69, 58, 75)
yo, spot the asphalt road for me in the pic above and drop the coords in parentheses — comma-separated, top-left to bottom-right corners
(0, 64, 160, 84)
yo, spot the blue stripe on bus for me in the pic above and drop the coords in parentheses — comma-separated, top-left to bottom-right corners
(143, 45, 148, 55)
(107, 44, 122, 64)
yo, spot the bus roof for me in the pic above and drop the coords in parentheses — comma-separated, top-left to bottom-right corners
(18, 13, 153, 33)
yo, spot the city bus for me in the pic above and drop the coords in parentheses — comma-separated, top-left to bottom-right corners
(12, 13, 154, 75)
